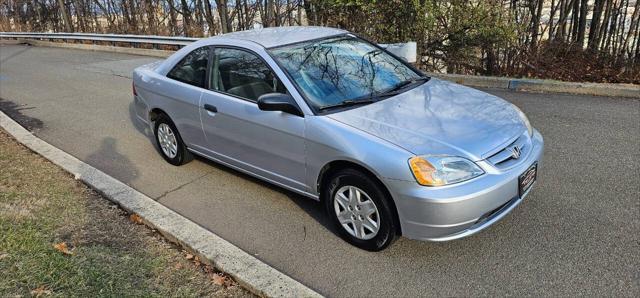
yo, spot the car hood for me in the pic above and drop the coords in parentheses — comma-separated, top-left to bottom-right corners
(326, 78, 526, 161)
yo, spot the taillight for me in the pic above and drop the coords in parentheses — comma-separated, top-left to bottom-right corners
(132, 82, 138, 96)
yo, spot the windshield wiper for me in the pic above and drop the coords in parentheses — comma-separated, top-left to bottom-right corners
(386, 77, 430, 93)
(318, 99, 377, 111)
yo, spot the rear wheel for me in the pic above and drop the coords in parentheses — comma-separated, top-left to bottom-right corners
(153, 114, 192, 166)
(324, 168, 397, 251)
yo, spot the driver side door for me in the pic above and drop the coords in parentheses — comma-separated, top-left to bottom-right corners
(197, 47, 309, 193)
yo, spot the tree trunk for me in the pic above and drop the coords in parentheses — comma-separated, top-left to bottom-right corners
(57, 0, 73, 32)
(572, 0, 581, 41)
(530, 0, 544, 50)
(203, 0, 217, 35)
(127, 0, 138, 33)
(215, 0, 231, 33)
(194, 0, 205, 36)
(597, 0, 613, 51)
(144, 0, 157, 35)
(264, 0, 274, 27)
(588, 0, 606, 50)
(168, 0, 179, 35)
(297, 1, 302, 25)
(179, 0, 192, 36)
(576, 0, 588, 45)
(620, 0, 640, 57)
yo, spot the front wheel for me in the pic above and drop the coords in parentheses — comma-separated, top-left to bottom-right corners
(324, 169, 397, 251)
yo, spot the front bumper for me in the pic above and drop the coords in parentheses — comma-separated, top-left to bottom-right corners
(385, 130, 544, 241)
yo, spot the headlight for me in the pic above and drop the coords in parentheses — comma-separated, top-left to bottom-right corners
(409, 156, 484, 186)
(513, 104, 533, 137)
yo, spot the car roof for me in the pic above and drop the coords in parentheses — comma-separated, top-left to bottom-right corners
(204, 26, 348, 48)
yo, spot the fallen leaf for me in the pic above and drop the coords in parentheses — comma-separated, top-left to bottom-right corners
(0, 253, 7, 260)
(53, 242, 73, 256)
(30, 286, 52, 297)
(174, 262, 183, 270)
(212, 273, 234, 287)
(203, 265, 213, 274)
(129, 214, 143, 224)
(212, 274, 226, 286)
(185, 254, 194, 260)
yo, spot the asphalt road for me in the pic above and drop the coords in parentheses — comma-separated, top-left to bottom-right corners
(1, 45, 638, 297)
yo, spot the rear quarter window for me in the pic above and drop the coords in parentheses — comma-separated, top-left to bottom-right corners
(167, 47, 210, 88)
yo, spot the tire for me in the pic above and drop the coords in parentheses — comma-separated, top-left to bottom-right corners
(153, 113, 193, 166)
(323, 168, 397, 251)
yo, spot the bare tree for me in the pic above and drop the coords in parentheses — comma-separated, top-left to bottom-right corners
(57, 0, 73, 32)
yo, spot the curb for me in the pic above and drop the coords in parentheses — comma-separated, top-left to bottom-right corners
(428, 72, 640, 99)
(0, 110, 322, 298)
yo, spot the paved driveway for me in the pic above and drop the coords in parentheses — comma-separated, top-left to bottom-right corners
(1, 45, 638, 296)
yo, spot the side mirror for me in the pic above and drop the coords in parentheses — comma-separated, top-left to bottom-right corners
(257, 93, 303, 117)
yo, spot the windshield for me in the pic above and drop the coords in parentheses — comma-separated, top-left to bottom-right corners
(269, 36, 423, 110)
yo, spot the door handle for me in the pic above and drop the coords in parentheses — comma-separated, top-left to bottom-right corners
(204, 104, 217, 113)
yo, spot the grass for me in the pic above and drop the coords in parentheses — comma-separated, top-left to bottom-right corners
(0, 128, 252, 297)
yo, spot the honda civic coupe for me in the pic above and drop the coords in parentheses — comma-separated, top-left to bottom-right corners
(132, 26, 543, 251)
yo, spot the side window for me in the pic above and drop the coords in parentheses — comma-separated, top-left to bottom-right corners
(210, 48, 287, 101)
(167, 47, 210, 88)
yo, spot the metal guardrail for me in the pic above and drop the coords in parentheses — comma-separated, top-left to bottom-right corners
(0, 32, 198, 46)
(0, 32, 418, 62)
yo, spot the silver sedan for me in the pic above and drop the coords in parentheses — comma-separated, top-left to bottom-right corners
(132, 26, 544, 251)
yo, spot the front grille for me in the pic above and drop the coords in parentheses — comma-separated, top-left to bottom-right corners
(486, 134, 530, 169)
